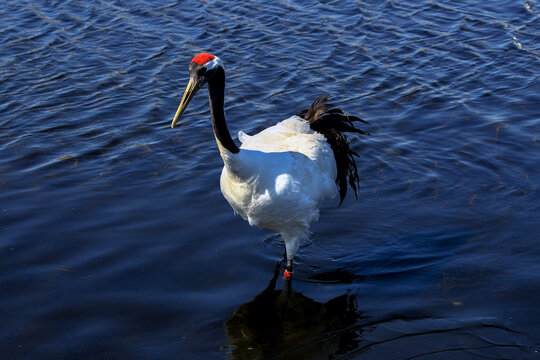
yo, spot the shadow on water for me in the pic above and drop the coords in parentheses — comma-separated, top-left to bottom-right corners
(222, 262, 363, 359)
(221, 259, 537, 359)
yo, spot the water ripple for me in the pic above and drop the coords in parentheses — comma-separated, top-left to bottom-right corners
(1, 0, 539, 358)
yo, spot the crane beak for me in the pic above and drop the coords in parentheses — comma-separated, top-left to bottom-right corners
(171, 77, 199, 128)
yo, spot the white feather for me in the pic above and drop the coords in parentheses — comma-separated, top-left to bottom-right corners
(237, 130, 251, 144)
(219, 116, 337, 260)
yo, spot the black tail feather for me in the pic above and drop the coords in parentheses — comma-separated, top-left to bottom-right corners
(298, 95, 369, 206)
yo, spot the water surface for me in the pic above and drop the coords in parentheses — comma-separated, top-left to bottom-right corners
(1, 0, 539, 358)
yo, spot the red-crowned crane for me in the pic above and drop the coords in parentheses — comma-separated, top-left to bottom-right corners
(171, 53, 369, 278)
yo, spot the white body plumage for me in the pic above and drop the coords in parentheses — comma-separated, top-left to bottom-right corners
(218, 116, 337, 260)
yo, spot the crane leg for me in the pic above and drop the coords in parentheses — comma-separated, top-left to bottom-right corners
(284, 259, 293, 278)
(282, 232, 301, 278)
(283, 242, 296, 278)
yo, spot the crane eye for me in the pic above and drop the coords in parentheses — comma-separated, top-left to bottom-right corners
(198, 67, 207, 77)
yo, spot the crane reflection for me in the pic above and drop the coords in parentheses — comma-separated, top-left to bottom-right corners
(222, 262, 364, 359)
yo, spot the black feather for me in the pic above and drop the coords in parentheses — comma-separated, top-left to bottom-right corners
(298, 96, 369, 206)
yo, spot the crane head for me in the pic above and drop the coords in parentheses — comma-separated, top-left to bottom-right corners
(171, 53, 223, 128)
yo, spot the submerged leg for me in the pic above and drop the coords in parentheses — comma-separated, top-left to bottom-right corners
(283, 235, 299, 278)
(284, 258, 293, 278)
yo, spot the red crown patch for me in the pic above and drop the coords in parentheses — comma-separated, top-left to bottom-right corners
(191, 53, 215, 65)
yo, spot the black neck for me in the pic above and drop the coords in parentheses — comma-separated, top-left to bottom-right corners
(207, 67, 240, 154)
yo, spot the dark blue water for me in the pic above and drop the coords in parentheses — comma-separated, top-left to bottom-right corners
(1, 0, 539, 359)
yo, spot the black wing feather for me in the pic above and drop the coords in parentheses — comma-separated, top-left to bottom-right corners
(298, 95, 370, 206)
